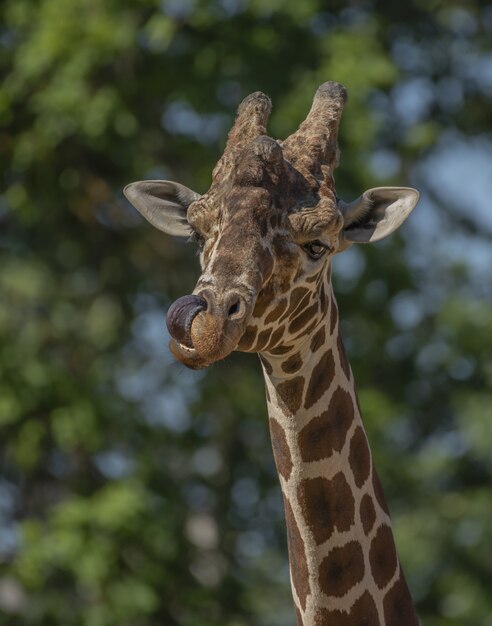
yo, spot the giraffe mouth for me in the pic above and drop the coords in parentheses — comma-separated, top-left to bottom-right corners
(166, 294, 210, 368)
(166, 293, 245, 368)
(168, 331, 241, 370)
(166, 294, 207, 347)
(168, 337, 210, 369)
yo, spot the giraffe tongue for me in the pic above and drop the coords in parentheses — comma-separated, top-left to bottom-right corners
(166, 295, 207, 349)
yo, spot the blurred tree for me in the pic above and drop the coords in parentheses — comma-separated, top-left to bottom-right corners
(0, 1, 491, 625)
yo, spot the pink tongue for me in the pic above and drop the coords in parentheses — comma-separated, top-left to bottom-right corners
(166, 295, 207, 348)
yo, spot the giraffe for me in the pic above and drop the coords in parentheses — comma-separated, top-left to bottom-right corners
(124, 82, 420, 626)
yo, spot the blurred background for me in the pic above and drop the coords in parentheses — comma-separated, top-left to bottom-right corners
(1, 1, 491, 625)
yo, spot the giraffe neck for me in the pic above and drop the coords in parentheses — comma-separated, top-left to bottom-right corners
(259, 286, 418, 626)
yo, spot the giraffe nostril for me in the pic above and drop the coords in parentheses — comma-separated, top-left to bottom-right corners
(227, 295, 247, 320)
(228, 299, 241, 318)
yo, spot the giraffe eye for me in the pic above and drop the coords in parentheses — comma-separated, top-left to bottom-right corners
(303, 241, 329, 260)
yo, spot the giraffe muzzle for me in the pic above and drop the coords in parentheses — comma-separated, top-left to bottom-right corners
(166, 290, 250, 368)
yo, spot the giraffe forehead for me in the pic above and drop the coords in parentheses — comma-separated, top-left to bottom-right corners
(224, 185, 274, 220)
(189, 184, 274, 228)
(189, 124, 344, 243)
(190, 186, 342, 244)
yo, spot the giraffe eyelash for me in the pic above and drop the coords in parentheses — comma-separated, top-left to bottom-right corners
(189, 229, 205, 250)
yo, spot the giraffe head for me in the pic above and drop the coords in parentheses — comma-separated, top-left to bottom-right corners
(125, 82, 419, 369)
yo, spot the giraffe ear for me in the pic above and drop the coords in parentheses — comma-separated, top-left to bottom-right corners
(123, 180, 200, 237)
(339, 187, 419, 243)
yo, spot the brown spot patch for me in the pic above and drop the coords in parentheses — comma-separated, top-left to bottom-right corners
(349, 426, 371, 488)
(269, 344, 292, 355)
(276, 376, 305, 414)
(329, 300, 338, 335)
(315, 590, 379, 626)
(360, 494, 376, 536)
(304, 350, 335, 410)
(282, 351, 303, 374)
(265, 298, 288, 324)
(281, 287, 312, 321)
(269, 418, 293, 481)
(289, 301, 319, 335)
(295, 607, 304, 626)
(383, 573, 418, 625)
(283, 286, 310, 320)
(369, 524, 398, 589)
(310, 326, 326, 353)
(298, 318, 318, 340)
(355, 392, 363, 417)
(255, 327, 273, 351)
(298, 472, 355, 545)
(319, 282, 328, 315)
(268, 325, 286, 350)
(298, 387, 354, 462)
(337, 335, 351, 379)
(239, 325, 257, 350)
(253, 294, 271, 319)
(373, 470, 390, 516)
(284, 497, 310, 610)
(319, 541, 365, 598)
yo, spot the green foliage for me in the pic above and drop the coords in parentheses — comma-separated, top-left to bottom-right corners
(0, 1, 491, 625)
